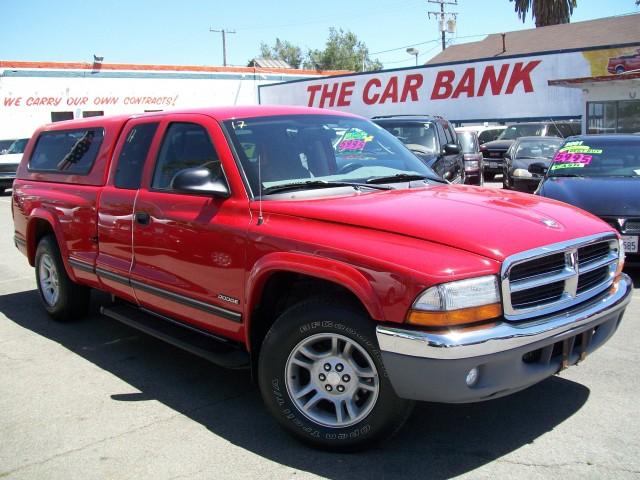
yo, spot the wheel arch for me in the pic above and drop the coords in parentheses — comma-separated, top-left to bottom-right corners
(245, 252, 384, 356)
(26, 211, 76, 280)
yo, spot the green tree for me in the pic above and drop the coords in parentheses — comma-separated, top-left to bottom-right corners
(257, 38, 303, 69)
(511, 0, 577, 27)
(304, 28, 382, 72)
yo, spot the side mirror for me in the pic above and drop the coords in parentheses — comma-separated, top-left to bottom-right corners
(443, 143, 460, 155)
(171, 167, 230, 198)
(528, 162, 548, 175)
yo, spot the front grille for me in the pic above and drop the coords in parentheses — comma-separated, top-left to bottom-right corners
(624, 221, 640, 235)
(0, 164, 18, 173)
(501, 234, 619, 321)
(600, 217, 640, 235)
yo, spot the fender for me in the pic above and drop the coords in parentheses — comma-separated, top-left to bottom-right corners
(26, 209, 79, 282)
(245, 251, 384, 346)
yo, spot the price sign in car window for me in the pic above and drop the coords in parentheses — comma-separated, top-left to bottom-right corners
(337, 129, 374, 153)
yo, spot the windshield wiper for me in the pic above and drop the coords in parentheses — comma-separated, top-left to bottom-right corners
(366, 173, 432, 184)
(550, 173, 583, 177)
(262, 180, 392, 195)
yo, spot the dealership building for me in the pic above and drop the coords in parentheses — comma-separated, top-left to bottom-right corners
(0, 60, 345, 139)
(260, 13, 640, 133)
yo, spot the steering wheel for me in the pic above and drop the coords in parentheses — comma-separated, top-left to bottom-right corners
(338, 162, 364, 174)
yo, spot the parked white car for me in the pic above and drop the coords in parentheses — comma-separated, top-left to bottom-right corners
(0, 138, 29, 193)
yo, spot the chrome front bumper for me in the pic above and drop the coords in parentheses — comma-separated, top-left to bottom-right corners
(376, 274, 632, 403)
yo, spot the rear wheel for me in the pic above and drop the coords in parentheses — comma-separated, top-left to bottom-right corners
(484, 172, 495, 182)
(35, 235, 90, 321)
(615, 65, 625, 74)
(258, 297, 413, 451)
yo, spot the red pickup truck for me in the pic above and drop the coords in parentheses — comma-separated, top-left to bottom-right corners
(12, 106, 632, 451)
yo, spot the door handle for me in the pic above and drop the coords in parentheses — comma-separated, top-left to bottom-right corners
(135, 212, 150, 225)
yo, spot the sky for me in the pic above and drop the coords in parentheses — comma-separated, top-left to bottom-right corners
(1, 0, 638, 69)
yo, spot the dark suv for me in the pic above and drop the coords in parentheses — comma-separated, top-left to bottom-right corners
(373, 115, 464, 184)
(480, 121, 580, 181)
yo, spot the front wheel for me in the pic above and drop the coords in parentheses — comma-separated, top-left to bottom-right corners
(35, 235, 90, 321)
(258, 297, 413, 451)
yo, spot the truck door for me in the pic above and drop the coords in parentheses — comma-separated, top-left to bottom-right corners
(130, 114, 250, 340)
(95, 120, 159, 302)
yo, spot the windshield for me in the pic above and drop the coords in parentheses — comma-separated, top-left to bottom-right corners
(457, 131, 478, 153)
(223, 115, 440, 197)
(548, 138, 640, 177)
(498, 124, 544, 140)
(6, 138, 28, 154)
(514, 138, 563, 160)
(378, 122, 438, 154)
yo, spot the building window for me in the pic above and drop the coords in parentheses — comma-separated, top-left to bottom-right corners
(51, 111, 74, 122)
(587, 100, 640, 134)
(82, 111, 104, 118)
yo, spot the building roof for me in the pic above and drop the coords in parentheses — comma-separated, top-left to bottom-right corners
(248, 58, 292, 69)
(427, 13, 640, 65)
(0, 60, 349, 77)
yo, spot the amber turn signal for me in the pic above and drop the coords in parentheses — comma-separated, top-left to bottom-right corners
(406, 303, 502, 327)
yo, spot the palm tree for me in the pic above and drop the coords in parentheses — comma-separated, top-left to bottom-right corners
(511, 0, 578, 27)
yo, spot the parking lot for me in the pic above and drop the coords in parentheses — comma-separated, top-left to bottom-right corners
(1, 186, 639, 480)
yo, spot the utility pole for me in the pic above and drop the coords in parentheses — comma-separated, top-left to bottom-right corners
(427, 0, 457, 51)
(209, 28, 236, 66)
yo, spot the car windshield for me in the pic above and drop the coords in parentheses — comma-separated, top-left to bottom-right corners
(548, 138, 640, 177)
(457, 131, 478, 153)
(223, 115, 440, 197)
(6, 138, 28, 154)
(378, 122, 438, 154)
(498, 124, 544, 140)
(514, 138, 563, 160)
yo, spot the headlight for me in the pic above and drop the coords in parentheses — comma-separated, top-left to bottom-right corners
(464, 160, 479, 171)
(512, 168, 533, 178)
(407, 275, 502, 327)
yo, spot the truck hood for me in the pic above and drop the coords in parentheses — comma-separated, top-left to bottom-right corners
(261, 185, 613, 262)
(0, 153, 21, 165)
(538, 176, 640, 217)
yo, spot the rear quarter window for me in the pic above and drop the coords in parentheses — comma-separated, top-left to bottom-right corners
(28, 128, 105, 175)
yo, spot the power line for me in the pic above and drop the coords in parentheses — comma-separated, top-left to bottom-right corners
(427, 0, 458, 51)
(371, 38, 441, 56)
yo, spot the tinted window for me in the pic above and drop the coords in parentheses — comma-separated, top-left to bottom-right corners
(549, 138, 640, 177)
(514, 138, 563, 159)
(478, 129, 503, 144)
(457, 132, 479, 153)
(379, 122, 438, 154)
(223, 115, 440, 197)
(499, 124, 544, 140)
(28, 128, 104, 174)
(114, 123, 158, 189)
(152, 122, 221, 190)
(6, 138, 29, 154)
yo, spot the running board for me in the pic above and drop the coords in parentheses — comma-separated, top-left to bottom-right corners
(100, 303, 249, 369)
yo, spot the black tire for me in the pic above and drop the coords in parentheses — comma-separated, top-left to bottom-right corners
(484, 172, 495, 182)
(35, 235, 90, 322)
(502, 173, 509, 189)
(258, 297, 414, 451)
(615, 65, 624, 74)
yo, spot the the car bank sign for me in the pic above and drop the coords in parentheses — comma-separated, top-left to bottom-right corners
(259, 45, 640, 122)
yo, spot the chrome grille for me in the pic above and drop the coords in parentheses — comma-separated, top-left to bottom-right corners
(624, 221, 640, 235)
(501, 234, 620, 321)
(0, 164, 18, 173)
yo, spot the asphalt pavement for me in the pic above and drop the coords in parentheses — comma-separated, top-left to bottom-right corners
(1, 185, 639, 480)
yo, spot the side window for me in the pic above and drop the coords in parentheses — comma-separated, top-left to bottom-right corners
(152, 122, 221, 191)
(28, 128, 104, 174)
(114, 122, 158, 189)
